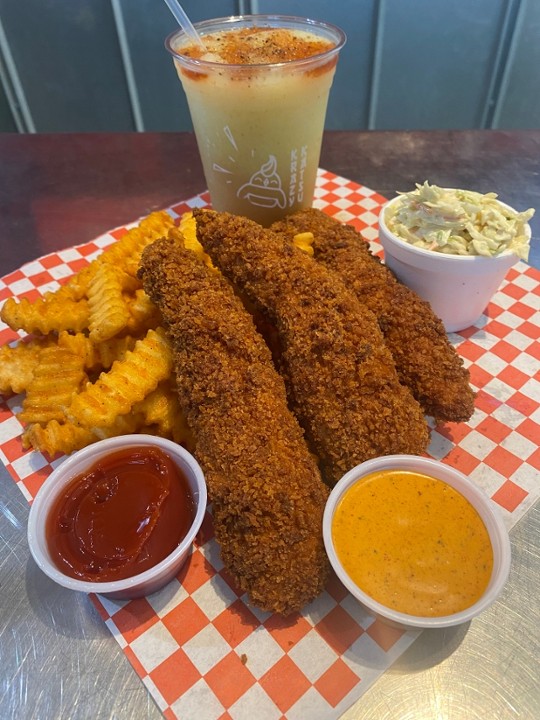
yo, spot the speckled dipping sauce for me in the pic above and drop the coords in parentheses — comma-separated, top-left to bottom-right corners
(331, 469, 494, 617)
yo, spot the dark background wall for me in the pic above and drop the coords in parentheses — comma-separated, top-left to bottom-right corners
(0, 0, 538, 133)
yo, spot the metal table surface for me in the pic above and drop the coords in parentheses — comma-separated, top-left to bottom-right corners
(1, 131, 539, 719)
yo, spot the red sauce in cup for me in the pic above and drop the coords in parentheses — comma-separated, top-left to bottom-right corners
(46, 447, 196, 582)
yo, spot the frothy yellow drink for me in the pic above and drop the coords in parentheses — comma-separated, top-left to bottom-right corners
(166, 17, 345, 226)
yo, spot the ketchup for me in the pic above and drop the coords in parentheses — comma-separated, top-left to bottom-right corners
(46, 447, 196, 582)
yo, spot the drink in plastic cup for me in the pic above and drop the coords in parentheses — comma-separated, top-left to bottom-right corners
(166, 15, 346, 226)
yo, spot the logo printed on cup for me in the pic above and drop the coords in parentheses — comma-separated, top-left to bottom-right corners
(237, 156, 287, 210)
(289, 147, 308, 207)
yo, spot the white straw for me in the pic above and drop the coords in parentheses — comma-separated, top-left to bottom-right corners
(163, 0, 205, 48)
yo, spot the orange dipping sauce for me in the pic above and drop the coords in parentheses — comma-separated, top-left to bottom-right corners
(332, 470, 493, 617)
(46, 447, 195, 582)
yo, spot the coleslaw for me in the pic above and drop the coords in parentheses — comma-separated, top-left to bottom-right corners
(385, 182, 534, 260)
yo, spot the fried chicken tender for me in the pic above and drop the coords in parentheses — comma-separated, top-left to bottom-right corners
(194, 209, 429, 486)
(271, 209, 475, 423)
(138, 234, 330, 615)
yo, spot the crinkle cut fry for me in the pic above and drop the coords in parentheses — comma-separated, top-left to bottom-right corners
(194, 209, 429, 486)
(138, 234, 330, 616)
(0, 337, 55, 395)
(87, 262, 131, 343)
(57, 332, 136, 371)
(66, 327, 172, 429)
(0, 211, 173, 336)
(22, 420, 96, 457)
(18, 346, 87, 425)
(271, 208, 475, 423)
(1, 294, 90, 334)
(23, 412, 146, 457)
(124, 288, 162, 334)
(133, 380, 191, 443)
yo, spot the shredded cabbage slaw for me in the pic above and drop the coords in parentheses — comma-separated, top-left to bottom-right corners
(385, 182, 535, 260)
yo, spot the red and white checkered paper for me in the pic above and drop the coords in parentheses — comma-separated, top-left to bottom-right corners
(1, 170, 539, 720)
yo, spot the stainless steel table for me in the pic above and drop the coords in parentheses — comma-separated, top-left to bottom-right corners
(1, 131, 539, 719)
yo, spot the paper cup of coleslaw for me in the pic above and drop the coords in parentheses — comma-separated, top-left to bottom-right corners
(378, 184, 534, 333)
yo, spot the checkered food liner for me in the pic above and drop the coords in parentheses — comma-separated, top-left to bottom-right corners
(1, 171, 539, 720)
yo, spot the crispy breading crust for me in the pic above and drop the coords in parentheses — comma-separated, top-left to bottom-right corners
(138, 235, 330, 615)
(271, 209, 475, 423)
(194, 209, 429, 486)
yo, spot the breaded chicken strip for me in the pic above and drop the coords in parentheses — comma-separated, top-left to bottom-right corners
(272, 209, 475, 423)
(138, 233, 329, 615)
(194, 209, 429, 486)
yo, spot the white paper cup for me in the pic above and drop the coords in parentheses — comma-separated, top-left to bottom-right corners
(28, 435, 207, 600)
(378, 196, 530, 332)
(323, 455, 511, 629)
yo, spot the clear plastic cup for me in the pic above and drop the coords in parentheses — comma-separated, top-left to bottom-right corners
(166, 15, 346, 226)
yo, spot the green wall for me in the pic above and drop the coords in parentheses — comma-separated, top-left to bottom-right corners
(0, 0, 538, 132)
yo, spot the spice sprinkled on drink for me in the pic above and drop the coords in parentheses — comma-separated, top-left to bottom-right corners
(179, 27, 335, 64)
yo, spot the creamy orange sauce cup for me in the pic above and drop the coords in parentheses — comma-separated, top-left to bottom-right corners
(323, 455, 511, 629)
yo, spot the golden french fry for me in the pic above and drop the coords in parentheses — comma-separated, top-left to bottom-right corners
(3, 212, 173, 333)
(58, 264, 96, 301)
(66, 328, 173, 428)
(23, 411, 147, 456)
(134, 382, 173, 424)
(117, 271, 142, 294)
(292, 231, 315, 256)
(67, 211, 175, 291)
(176, 213, 216, 270)
(22, 420, 96, 456)
(57, 332, 137, 371)
(2, 210, 186, 457)
(0, 338, 54, 395)
(18, 347, 87, 425)
(56, 332, 98, 369)
(91, 412, 146, 440)
(133, 381, 185, 439)
(1, 295, 90, 335)
(87, 263, 131, 343)
(124, 289, 161, 334)
(93, 335, 138, 369)
(101, 211, 175, 277)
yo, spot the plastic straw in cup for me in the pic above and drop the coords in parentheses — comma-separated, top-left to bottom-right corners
(162, 0, 205, 49)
